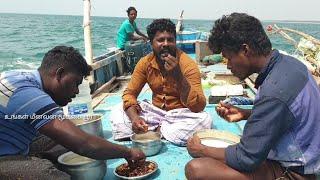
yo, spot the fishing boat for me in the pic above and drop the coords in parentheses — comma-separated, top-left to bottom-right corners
(266, 24, 320, 84)
(79, 1, 320, 179)
(90, 54, 250, 179)
(88, 11, 249, 109)
(79, 5, 253, 179)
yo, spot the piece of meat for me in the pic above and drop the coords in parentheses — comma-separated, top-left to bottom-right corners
(115, 161, 156, 177)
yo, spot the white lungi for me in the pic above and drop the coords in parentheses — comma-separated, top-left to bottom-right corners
(110, 100, 212, 146)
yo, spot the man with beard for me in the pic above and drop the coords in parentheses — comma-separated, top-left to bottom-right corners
(0, 46, 145, 179)
(110, 19, 212, 146)
(185, 13, 319, 180)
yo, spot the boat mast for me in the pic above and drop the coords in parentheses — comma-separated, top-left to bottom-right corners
(176, 10, 184, 33)
(83, 0, 94, 84)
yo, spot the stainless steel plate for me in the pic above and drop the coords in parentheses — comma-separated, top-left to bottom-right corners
(194, 129, 241, 148)
(113, 161, 158, 180)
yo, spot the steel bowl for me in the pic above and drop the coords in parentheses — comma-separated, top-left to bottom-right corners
(58, 151, 106, 180)
(69, 114, 104, 138)
(113, 160, 158, 180)
(130, 131, 162, 157)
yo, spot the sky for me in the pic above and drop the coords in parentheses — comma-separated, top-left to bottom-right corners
(1, 0, 319, 21)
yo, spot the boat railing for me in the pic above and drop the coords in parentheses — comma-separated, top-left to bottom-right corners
(267, 24, 320, 77)
(90, 49, 125, 107)
(91, 50, 124, 71)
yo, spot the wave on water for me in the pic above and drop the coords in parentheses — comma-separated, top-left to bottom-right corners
(0, 58, 40, 71)
(15, 59, 39, 69)
(0, 13, 319, 72)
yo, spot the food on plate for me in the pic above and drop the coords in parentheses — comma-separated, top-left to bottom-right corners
(115, 161, 156, 177)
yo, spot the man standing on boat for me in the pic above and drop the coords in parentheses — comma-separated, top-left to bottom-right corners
(185, 13, 319, 179)
(0, 46, 145, 179)
(116, 6, 148, 50)
(111, 19, 212, 146)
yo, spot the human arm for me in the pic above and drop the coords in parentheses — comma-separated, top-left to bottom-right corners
(129, 33, 147, 41)
(225, 96, 294, 172)
(135, 28, 148, 41)
(216, 102, 252, 122)
(125, 105, 148, 133)
(187, 135, 226, 162)
(163, 53, 206, 112)
(122, 21, 146, 41)
(39, 119, 145, 161)
(122, 58, 148, 132)
(10, 85, 145, 162)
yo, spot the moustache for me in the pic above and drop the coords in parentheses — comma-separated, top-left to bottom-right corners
(159, 47, 176, 57)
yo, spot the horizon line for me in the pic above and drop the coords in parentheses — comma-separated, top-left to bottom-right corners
(1, 12, 320, 23)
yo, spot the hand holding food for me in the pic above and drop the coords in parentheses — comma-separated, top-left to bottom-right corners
(126, 148, 146, 165)
(216, 102, 244, 122)
(132, 117, 148, 133)
(162, 53, 179, 72)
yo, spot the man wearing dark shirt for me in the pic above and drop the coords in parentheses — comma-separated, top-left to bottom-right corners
(185, 13, 319, 180)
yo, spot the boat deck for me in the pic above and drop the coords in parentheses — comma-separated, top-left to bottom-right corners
(98, 98, 250, 179)
(93, 63, 253, 179)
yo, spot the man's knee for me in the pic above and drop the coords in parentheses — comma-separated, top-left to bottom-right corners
(185, 159, 206, 180)
(198, 112, 212, 128)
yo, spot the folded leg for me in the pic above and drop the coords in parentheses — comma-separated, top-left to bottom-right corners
(161, 108, 212, 146)
(110, 100, 165, 140)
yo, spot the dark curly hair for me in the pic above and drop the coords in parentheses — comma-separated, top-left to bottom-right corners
(208, 13, 271, 56)
(127, 7, 137, 16)
(147, 19, 176, 42)
(39, 46, 92, 77)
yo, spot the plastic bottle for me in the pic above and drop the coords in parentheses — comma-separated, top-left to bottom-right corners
(63, 78, 93, 117)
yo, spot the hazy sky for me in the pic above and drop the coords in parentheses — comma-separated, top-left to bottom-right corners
(1, 0, 319, 21)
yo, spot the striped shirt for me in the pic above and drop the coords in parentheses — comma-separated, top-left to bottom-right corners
(0, 70, 63, 156)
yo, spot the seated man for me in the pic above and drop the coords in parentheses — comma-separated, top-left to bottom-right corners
(185, 13, 319, 179)
(116, 6, 148, 50)
(0, 46, 145, 179)
(111, 19, 212, 146)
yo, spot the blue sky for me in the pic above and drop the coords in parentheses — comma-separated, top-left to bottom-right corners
(1, 0, 319, 21)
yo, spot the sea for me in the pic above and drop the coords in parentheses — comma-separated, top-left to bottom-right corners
(0, 13, 319, 72)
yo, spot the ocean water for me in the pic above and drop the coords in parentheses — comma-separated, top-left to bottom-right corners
(0, 13, 319, 72)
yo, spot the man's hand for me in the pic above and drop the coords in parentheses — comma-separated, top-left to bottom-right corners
(162, 54, 179, 72)
(126, 148, 146, 167)
(40, 119, 144, 161)
(125, 105, 148, 133)
(187, 135, 206, 158)
(132, 117, 148, 133)
(216, 102, 246, 122)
